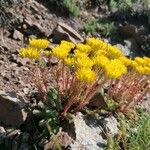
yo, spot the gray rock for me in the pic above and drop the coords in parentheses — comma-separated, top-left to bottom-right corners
(23, 88, 29, 95)
(0, 126, 6, 144)
(13, 30, 23, 41)
(70, 113, 106, 150)
(0, 91, 28, 127)
(58, 22, 84, 42)
(115, 43, 130, 56)
(124, 38, 138, 52)
(51, 22, 84, 44)
(102, 116, 119, 136)
(88, 92, 107, 109)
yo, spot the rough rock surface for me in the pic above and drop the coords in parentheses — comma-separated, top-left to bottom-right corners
(70, 113, 107, 150)
(0, 126, 6, 144)
(0, 91, 28, 127)
(101, 116, 119, 136)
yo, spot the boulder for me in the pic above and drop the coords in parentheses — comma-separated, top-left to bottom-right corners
(101, 116, 119, 136)
(50, 22, 84, 44)
(0, 91, 28, 127)
(70, 113, 106, 150)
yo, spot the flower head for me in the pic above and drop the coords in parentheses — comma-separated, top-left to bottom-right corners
(119, 56, 132, 66)
(52, 41, 75, 59)
(64, 57, 75, 66)
(93, 55, 110, 68)
(76, 43, 92, 53)
(75, 68, 97, 83)
(19, 47, 40, 59)
(44, 50, 51, 57)
(107, 46, 124, 59)
(105, 59, 127, 78)
(86, 38, 108, 51)
(75, 55, 94, 69)
(29, 39, 49, 49)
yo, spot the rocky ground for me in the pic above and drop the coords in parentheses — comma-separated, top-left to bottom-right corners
(0, 0, 150, 149)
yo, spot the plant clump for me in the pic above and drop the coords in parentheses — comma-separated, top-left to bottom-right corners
(19, 37, 150, 115)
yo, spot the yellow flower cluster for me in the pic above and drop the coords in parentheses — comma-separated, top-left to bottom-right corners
(131, 57, 150, 75)
(29, 38, 49, 49)
(105, 59, 127, 78)
(52, 41, 75, 59)
(19, 38, 49, 59)
(75, 68, 96, 83)
(19, 47, 40, 59)
(19, 37, 150, 83)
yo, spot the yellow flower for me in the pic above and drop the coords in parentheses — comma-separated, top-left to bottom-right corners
(52, 46, 68, 59)
(29, 39, 49, 49)
(93, 50, 107, 57)
(75, 68, 97, 83)
(107, 45, 124, 59)
(135, 66, 145, 74)
(19, 47, 40, 59)
(143, 57, 150, 67)
(86, 38, 108, 51)
(105, 59, 127, 78)
(61, 41, 75, 49)
(134, 57, 146, 66)
(76, 43, 92, 53)
(93, 55, 110, 68)
(74, 49, 88, 58)
(52, 41, 75, 59)
(144, 66, 150, 75)
(64, 57, 75, 65)
(131, 60, 138, 68)
(119, 57, 132, 66)
(75, 56, 94, 69)
(44, 50, 51, 57)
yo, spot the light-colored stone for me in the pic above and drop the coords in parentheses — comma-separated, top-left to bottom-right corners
(70, 113, 106, 150)
(124, 38, 138, 52)
(0, 91, 28, 127)
(13, 30, 23, 41)
(103, 116, 119, 136)
(115, 43, 130, 56)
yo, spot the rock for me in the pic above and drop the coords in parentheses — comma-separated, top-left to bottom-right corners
(50, 22, 84, 44)
(70, 113, 106, 150)
(115, 43, 130, 56)
(44, 128, 72, 150)
(6, 128, 21, 139)
(88, 92, 107, 109)
(101, 116, 119, 136)
(13, 30, 23, 41)
(0, 126, 6, 144)
(124, 38, 138, 56)
(51, 26, 71, 44)
(118, 24, 137, 38)
(0, 91, 28, 127)
(23, 88, 29, 95)
(50, 56, 59, 65)
(58, 22, 84, 41)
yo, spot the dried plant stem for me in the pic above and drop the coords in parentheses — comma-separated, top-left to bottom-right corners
(62, 82, 84, 115)
(74, 77, 107, 112)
